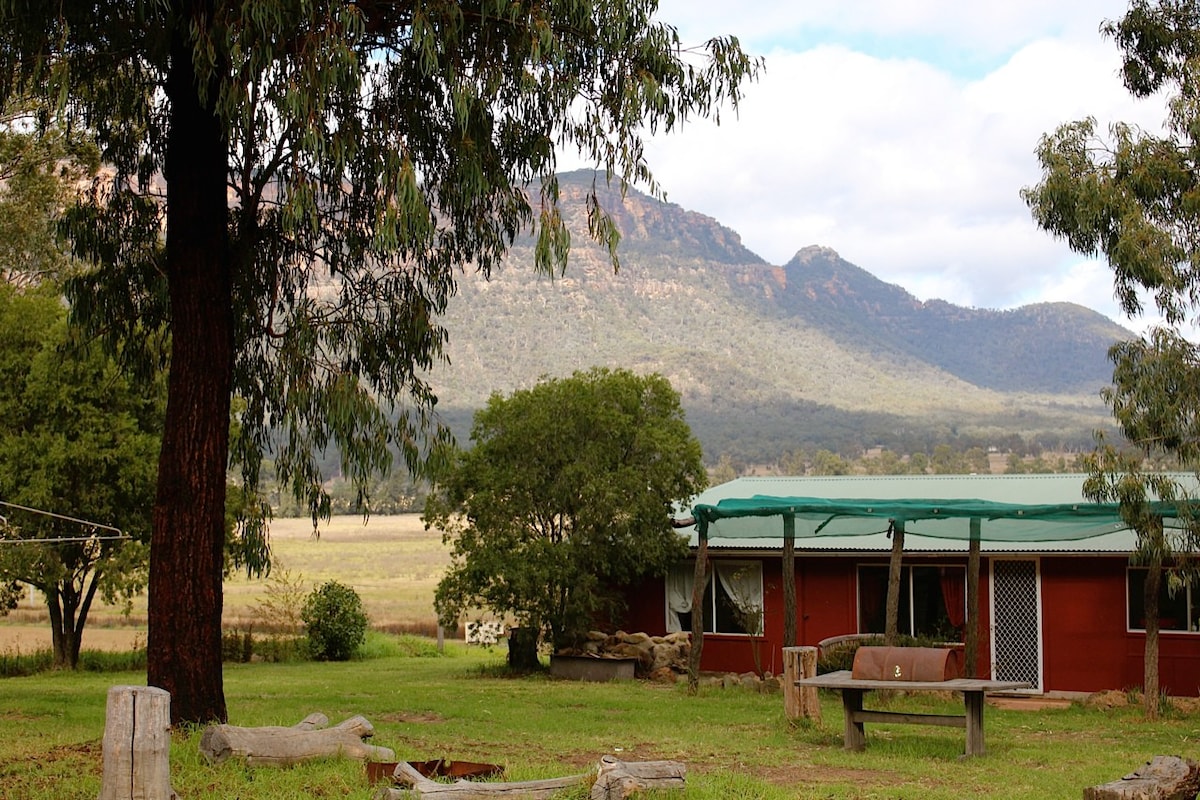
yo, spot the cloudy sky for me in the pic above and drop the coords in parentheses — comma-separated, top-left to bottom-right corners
(613, 1, 1172, 331)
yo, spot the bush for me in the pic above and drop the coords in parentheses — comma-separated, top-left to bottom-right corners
(301, 581, 368, 661)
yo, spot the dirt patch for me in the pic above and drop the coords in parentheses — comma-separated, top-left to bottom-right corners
(987, 696, 1073, 711)
(754, 763, 906, 790)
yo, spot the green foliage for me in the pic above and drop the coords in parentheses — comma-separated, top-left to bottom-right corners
(0, 97, 98, 288)
(0, 1, 758, 721)
(428, 367, 706, 649)
(302, 580, 368, 662)
(0, 282, 161, 668)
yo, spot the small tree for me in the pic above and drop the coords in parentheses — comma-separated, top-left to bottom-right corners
(427, 368, 706, 653)
(302, 581, 368, 662)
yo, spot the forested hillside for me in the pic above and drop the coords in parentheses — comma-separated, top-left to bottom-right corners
(423, 171, 1127, 466)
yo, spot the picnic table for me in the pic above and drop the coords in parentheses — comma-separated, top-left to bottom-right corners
(794, 670, 1030, 756)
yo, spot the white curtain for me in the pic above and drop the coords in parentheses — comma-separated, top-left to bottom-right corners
(715, 562, 763, 635)
(665, 564, 694, 632)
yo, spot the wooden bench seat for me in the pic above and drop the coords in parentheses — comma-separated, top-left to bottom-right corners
(795, 670, 1030, 756)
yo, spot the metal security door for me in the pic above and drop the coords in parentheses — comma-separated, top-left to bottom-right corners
(990, 559, 1042, 691)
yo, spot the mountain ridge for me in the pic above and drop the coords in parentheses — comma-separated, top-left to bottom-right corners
(425, 172, 1129, 462)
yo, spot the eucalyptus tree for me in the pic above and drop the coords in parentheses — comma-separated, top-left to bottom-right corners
(1022, 0, 1200, 717)
(0, 2, 758, 723)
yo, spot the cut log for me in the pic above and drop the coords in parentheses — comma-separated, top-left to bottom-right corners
(200, 713, 395, 767)
(374, 760, 586, 799)
(1084, 755, 1200, 800)
(373, 757, 685, 800)
(591, 755, 686, 800)
(98, 685, 177, 800)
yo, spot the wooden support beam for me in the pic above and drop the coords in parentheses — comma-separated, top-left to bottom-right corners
(966, 518, 981, 678)
(782, 513, 797, 648)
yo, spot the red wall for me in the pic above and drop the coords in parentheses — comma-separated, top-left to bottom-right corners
(620, 553, 1200, 695)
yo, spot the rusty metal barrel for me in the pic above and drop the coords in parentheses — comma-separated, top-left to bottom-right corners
(850, 646, 962, 682)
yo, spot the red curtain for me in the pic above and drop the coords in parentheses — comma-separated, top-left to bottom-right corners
(939, 567, 966, 629)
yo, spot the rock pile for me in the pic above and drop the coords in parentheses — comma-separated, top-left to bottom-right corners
(559, 630, 691, 680)
(556, 631, 782, 692)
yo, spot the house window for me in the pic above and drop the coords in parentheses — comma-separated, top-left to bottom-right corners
(665, 561, 763, 635)
(857, 564, 966, 640)
(1127, 568, 1196, 632)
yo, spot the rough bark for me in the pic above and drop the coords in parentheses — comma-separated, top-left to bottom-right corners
(1084, 755, 1200, 800)
(147, 0, 234, 726)
(200, 713, 395, 767)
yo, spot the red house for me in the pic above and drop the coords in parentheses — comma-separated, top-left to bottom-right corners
(619, 474, 1200, 696)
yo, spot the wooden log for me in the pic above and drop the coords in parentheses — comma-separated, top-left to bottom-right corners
(375, 759, 587, 799)
(373, 758, 685, 800)
(1084, 756, 1200, 800)
(782, 646, 821, 723)
(98, 685, 177, 800)
(200, 713, 395, 767)
(591, 755, 686, 800)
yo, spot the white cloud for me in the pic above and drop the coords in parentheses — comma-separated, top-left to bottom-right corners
(617, 2, 1176, 332)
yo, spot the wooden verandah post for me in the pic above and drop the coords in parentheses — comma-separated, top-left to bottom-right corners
(965, 517, 982, 677)
(783, 513, 797, 648)
(884, 520, 905, 645)
(686, 521, 709, 693)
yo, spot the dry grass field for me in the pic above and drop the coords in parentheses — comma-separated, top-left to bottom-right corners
(0, 513, 452, 652)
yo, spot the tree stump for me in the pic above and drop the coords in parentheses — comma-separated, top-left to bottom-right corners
(591, 755, 686, 799)
(782, 646, 821, 722)
(200, 713, 395, 767)
(1084, 756, 1200, 800)
(98, 685, 176, 800)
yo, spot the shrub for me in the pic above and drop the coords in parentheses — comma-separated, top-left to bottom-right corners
(301, 581, 368, 661)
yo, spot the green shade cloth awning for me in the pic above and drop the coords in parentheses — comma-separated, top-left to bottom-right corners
(691, 495, 1188, 543)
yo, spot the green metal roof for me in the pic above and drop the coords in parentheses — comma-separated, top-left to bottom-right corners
(681, 474, 1194, 553)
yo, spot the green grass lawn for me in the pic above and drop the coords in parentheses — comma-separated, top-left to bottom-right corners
(1, 636, 1196, 800)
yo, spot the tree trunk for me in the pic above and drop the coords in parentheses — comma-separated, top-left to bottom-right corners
(148, 2, 234, 726)
(46, 589, 63, 666)
(884, 522, 905, 646)
(507, 627, 540, 671)
(1143, 551, 1162, 721)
